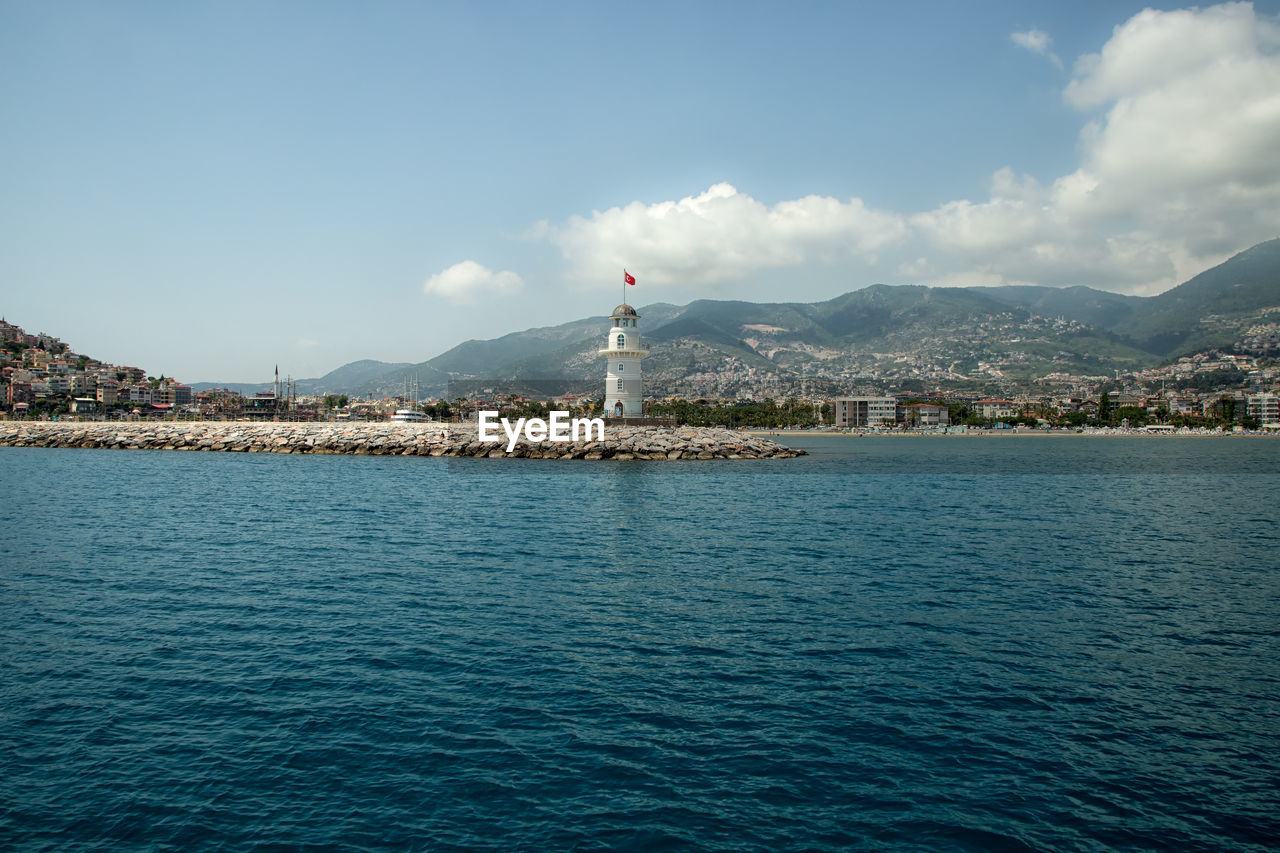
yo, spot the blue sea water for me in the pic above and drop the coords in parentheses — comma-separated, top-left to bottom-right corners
(2, 436, 1278, 851)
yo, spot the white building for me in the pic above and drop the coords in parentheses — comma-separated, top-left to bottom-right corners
(901, 402, 950, 428)
(1248, 392, 1280, 427)
(600, 303, 648, 418)
(975, 398, 1017, 419)
(833, 397, 897, 428)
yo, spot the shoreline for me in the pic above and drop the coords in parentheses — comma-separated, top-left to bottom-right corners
(748, 428, 1276, 438)
(0, 421, 804, 459)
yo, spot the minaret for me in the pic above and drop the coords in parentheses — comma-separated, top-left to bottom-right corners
(600, 302, 648, 418)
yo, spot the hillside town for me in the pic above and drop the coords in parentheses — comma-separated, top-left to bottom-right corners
(4, 317, 1279, 431)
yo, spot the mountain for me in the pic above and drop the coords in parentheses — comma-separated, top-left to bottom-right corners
(322, 360, 451, 399)
(1119, 238, 1280, 354)
(426, 317, 606, 376)
(388, 281, 1159, 395)
(424, 240, 1274, 395)
(195, 239, 1279, 396)
(193, 359, 423, 397)
(314, 359, 417, 389)
(969, 240, 1280, 356)
(966, 285, 1146, 330)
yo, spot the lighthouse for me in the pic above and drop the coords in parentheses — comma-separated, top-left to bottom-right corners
(600, 302, 648, 418)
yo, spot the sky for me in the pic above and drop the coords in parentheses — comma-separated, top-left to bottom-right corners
(3, 0, 1279, 382)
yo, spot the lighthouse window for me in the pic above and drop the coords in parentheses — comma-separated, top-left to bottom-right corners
(616, 378, 624, 391)
(616, 334, 624, 348)
(617, 363, 624, 371)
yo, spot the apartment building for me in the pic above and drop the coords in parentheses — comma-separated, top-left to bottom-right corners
(833, 396, 897, 428)
(69, 374, 98, 395)
(974, 398, 1016, 419)
(1247, 393, 1280, 426)
(901, 403, 950, 428)
(96, 381, 120, 405)
(153, 382, 193, 406)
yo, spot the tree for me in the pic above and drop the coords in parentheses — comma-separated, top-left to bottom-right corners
(1175, 368, 1246, 391)
(947, 401, 971, 424)
(1057, 411, 1088, 427)
(1208, 396, 1237, 426)
(1113, 406, 1148, 427)
(1098, 392, 1112, 423)
(646, 397, 829, 428)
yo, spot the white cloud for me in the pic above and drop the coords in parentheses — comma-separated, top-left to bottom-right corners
(916, 2, 1280, 293)
(537, 183, 906, 288)
(529, 5, 1279, 298)
(1060, 4, 1280, 216)
(423, 260, 523, 304)
(1063, 3, 1277, 108)
(912, 168, 1049, 253)
(1011, 28, 1063, 69)
(896, 257, 933, 280)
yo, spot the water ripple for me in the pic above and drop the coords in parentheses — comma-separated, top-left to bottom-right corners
(2, 440, 1279, 850)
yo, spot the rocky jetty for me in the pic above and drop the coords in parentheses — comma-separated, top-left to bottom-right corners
(0, 421, 804, 459)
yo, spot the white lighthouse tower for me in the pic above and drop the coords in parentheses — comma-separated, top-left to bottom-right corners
(600, 302, 648, 418)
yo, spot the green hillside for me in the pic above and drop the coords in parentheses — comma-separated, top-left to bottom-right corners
(967, 285, 1145, 330)
(1119, 239, 1280, 356)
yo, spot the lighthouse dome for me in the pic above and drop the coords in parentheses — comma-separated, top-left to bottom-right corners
(611, 304, 638, 317)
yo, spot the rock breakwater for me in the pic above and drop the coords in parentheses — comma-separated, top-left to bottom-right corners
(0, 422, 804, 459)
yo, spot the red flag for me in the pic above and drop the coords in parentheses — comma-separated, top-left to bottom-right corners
(624, 270, 636, 286)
